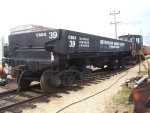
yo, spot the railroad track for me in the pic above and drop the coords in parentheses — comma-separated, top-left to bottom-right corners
(0, 89, 17, 96)
(76, 66, 131, 84)
(0, 84, 46, 113)
(58, 66, 134, 94)
(0, 94, 45, 113)
(0, 65, 134, 113)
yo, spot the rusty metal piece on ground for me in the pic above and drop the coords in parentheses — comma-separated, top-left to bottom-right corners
(130, 82, 150, 113)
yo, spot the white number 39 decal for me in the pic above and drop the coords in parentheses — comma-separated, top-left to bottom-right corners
(69, 41, 75, 47)
(49, 31, 57, 39)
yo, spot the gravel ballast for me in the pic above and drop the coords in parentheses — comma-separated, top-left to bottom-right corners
(23, 65, 140, 113)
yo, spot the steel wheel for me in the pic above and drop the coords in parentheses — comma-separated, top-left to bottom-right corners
(40, 70, 59, 93)
(120, 58, 126, 68)
(17, 70, 31, 90)
(59, 69, 81, 86)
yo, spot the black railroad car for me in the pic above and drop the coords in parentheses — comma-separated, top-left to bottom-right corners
(3, 29, 133, 93)
(118, 34, 143, 62)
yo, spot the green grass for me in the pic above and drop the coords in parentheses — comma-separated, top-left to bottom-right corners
(112, 85, 132, 104)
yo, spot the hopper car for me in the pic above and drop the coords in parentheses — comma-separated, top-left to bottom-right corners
(2, 30, 143, 93)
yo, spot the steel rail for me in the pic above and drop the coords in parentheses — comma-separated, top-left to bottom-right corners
(0, 89, 17, 96)
(0, 84, 40, 96)
(0, 94, 45, 112)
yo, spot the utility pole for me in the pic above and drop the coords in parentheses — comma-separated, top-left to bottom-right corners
(110, 10, 121, 39)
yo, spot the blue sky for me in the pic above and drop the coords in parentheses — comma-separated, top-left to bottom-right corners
(0, 0, 150, 44)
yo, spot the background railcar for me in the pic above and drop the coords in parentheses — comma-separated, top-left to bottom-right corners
(118, 34, 143, 62)
(142, 45, 150, 55)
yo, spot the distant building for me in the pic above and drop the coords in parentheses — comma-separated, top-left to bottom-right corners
(10, 24, 54, 34)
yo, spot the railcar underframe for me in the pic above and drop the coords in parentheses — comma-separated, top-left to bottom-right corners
(4, 51, 132, 92)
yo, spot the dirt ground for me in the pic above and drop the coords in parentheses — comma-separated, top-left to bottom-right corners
(19, 64, 143, 113)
